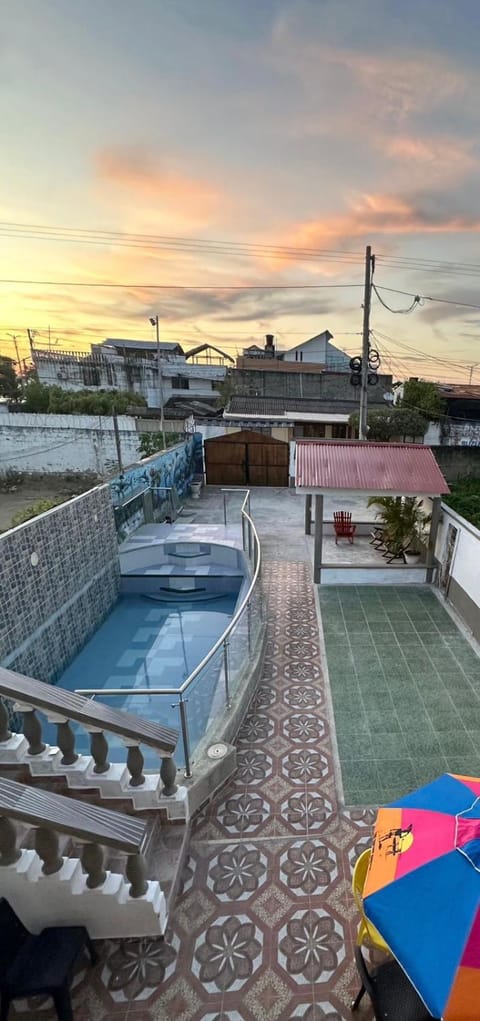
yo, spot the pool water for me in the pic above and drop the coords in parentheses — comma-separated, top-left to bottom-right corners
(48, 592, 238, 768)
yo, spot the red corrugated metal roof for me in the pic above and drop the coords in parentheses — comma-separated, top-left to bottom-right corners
(295, 441, 450, 494)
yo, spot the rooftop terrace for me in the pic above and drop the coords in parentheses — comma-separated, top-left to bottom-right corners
(8, 486, 480, 1020)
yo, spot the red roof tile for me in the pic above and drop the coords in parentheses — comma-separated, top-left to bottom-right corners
(295, 441, 449, 495)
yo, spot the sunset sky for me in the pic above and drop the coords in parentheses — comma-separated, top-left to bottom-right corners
(3, 0, 480, 382)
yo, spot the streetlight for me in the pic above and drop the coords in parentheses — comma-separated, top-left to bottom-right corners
(468, 363, 480, 385)
(149, 315, 166, 449)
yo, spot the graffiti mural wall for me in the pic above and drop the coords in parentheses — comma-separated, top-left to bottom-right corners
(109, 434, 203, 539)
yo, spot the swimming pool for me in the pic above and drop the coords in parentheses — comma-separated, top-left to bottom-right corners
(47, 589, 240, 767)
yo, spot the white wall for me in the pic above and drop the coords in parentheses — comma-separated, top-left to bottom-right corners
(283, 335, 328, 363)
(37, 354, 226, 408)
(435, 503, 480, 608)
(0, 412, 141, 475)
(424, 422, 441, 445)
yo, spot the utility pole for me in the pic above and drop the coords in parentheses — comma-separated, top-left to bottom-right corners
(112, 407, 123, 475)
(7, 333, 23, 393)
(149, 315, 166, 449)
(359, 245, 374, 441)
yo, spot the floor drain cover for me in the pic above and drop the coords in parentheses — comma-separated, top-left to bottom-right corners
(207, 742, 229, 760)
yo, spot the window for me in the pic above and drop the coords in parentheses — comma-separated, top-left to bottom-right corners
(171, 376, 189, 389)
(82, 363, 100, 387)
(302, 423, 326, 438)
(331, 423, 347, 438)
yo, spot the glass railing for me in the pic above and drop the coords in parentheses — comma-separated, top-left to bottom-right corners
(76, 490, 263, 776)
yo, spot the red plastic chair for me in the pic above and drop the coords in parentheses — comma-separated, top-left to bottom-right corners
(333, 511, 356, 544)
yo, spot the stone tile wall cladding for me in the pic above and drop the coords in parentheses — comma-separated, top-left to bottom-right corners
(0, 485, 120, 683)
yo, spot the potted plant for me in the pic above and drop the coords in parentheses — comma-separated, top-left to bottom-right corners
(367, 496, 429, 565)
(403, 499, 430, 565)
(190, 477, 202, 499)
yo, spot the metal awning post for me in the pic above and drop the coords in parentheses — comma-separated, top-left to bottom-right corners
(426, 496, 442, 584)
(305, 494, 312, 535)
(313, 494, 324, 584)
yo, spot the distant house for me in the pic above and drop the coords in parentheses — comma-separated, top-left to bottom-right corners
(33, 338, 230, 410)
(184, 343, 234, 366)
(96, 338, 184, 358)
(239, 331, 350, 371)
(282, 332, 350, 371)
(396, 379, 480, 446)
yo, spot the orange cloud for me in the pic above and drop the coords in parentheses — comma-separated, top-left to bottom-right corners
(95, 146, 223, 229)
(266, 192, 480, 269)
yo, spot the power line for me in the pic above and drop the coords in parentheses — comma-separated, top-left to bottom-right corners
(375, 284, 480, 312)
(0, 324, 363, 338)
(372, 283, 421, 315)
(0, 278, 363, 290)
(371, 330, 471, 371)
(7, 219, 480, 279)
(0, 221, 367, 265)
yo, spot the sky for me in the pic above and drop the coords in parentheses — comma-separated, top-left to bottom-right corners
(3, 0, 480, 382)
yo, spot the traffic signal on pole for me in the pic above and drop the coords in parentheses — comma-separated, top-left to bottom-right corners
(349, 356, 362, 387)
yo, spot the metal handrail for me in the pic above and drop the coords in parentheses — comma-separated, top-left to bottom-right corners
(76, 489, 262, 777)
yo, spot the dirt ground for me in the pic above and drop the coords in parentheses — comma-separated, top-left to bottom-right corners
(0, 474, 97, 531)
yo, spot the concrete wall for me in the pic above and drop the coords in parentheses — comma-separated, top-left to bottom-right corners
(0, 412, 140, 475)
(435, 504, 480, 642)
(425, 421, 480, 448)
(233, 368, 392, 401)
(0, 485, 120, 682)
(433, 445, 480, 482)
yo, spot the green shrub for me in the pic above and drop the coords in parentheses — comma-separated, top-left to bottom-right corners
(22, 384, 146, 415)
(11, 499, 60, 527)
(139, 432, 180, 458)
(444, 477, 480, 529)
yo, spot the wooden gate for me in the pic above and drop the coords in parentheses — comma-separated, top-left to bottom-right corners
(204, 430, 289, 487)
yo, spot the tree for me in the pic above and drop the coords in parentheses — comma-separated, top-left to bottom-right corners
(349, 406, 427, 441)
(390, 406, 429, 440)
(0, 357, 20, 400)
(399, 379, 446, 421)
(216, 370, 238, 409)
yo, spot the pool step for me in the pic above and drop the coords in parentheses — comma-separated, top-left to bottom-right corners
(120, 541, 245, 575)
(120, 570, 244, 598)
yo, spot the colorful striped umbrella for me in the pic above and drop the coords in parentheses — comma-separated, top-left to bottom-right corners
(363, 773, 480, 1021)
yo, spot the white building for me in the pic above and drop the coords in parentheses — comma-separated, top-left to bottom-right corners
(241, 331, 351, 370)
(33, 340, 233, 410)
(282, 331, 350, 370)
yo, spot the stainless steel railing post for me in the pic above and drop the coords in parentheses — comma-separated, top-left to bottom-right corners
(247, 599, 252, 656)
(223, 491, 228, 526)
(177, 695, 192, 779)
(223, 638, 231, 709)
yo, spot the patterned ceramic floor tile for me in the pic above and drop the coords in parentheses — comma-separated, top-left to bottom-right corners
(13, 532, 381, 1021)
